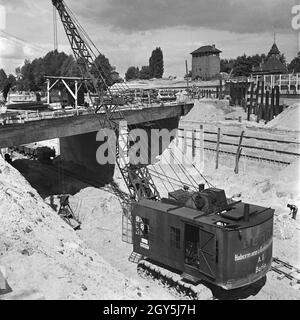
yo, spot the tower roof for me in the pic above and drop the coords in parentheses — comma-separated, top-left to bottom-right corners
(268, 42, 280, 56)
(191, 45, 222, 55)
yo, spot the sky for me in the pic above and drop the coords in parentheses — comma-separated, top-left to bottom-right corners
(0, 0, 299, 77)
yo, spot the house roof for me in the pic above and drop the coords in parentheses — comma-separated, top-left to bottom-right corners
(191, 45, 222, 55)
(252, 55, 287, 75)
(262, 56, 287, 73)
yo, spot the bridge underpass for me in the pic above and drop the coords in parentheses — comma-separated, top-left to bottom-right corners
(1, 103, 193, 186)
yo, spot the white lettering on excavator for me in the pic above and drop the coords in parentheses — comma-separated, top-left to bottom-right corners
(234, 239, 272, 262)
(255, 263, 267, 274)
(140, 238, 149, 250)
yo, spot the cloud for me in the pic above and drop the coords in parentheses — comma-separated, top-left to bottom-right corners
(0, 0, 297, 76)
(0, 35, 47, 62)
(74, 0, 294, 34)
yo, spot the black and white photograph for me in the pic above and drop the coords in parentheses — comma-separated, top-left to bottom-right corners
(0, 0, 299, 304)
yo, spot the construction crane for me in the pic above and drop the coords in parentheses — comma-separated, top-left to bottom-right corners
(51, 0, 160, 203)
(53, 0, 274, 298)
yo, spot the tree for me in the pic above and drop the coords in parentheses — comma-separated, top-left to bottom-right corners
(288, 52, 300, 73)
(139, 66, 151, 80)
(220, 59, 235, 74)
(16, 50, 85, 92)
(247, 54, 266, 68)
(2, 74, 16, 100)
(125, 66, 140, 81)
(149, 47, 164, 78)
(91, 53, 115, 86)
(60, 55, 81, 77)
(279, 53, 287, 65)
(0, 69, 7, 92)
(16, 59, 35, 91)
(232, 55, 253, 77)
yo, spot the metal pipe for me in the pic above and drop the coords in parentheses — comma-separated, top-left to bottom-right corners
(244, 203, 250, 222)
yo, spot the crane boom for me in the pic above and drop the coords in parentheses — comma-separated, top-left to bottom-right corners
(52, 0, 160, 201)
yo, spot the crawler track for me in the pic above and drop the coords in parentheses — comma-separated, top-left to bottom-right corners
(271, 257, 300, 288)
(136, 259, 268, 300)
(137, 260, 212, 300)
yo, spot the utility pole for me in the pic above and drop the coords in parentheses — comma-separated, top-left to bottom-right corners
(185, 60, 189, 89)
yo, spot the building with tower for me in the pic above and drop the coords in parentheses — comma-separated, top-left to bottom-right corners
(190, 45, 222, 80)
(252, 41, 288, 76)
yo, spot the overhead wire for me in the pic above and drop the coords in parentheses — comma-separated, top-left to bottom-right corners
(0, 30, 47, 54)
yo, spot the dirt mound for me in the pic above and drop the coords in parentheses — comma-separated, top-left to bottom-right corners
(277, 158, 300, 183)
(183, 99, 234, 122)
(0, 156, 150, 300)
(274, 215, 296, 240)
(266, 103, 300, 131)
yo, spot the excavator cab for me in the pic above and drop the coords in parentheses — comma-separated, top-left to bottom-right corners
(132, 186, 273, 290)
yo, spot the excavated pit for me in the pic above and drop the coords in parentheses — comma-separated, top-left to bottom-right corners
(1, 100, 299, 300)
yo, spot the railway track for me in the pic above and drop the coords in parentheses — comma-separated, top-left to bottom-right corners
(271, 257, 300, 288)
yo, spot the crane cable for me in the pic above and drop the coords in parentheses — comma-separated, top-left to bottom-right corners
(53, 5, 58, 51)
(172, 140, 216, 188)
(152, 115, 215, 189)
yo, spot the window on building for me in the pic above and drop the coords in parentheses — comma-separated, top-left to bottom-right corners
(170, 227, 180, 249)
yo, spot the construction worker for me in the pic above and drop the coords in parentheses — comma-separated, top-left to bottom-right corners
(287, 204, 298, 220)
(58, 195, 80, 230)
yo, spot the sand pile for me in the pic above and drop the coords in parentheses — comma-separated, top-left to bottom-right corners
(266, 103, 300, 131)
(65, 186, 176, 300)
(0, 156, 151, 300)
(183, 99, 235, 122)
(69, 187, 122, 251)
(274, 214, 296, 240)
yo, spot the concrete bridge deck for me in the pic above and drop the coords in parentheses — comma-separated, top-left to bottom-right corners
(0, 103, 193, 148)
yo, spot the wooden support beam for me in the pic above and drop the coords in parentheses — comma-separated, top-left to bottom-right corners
(234, 131, 244, 174)
(270, 87, 275, 120)
(216, 127, 221, 169)
(248, 82, 254, 121)
(255, 81, 260, 116)
(265, 90, 270, 124)
(275, 85, 280, 116)
(61, 79, 76, 100)
(192, 129, 196, 159)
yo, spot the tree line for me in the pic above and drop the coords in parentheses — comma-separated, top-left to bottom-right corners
(1, 48, 300, 100)
(221, 52, 300, 77)
(0, 50, 116, 100)
(125, 47, 164, 81)
(0, 47, 165, 100)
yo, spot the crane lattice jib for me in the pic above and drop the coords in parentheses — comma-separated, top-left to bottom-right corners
(52, 0, 160, 202)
